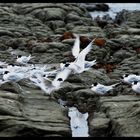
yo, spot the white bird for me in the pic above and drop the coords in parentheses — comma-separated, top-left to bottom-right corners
(52, 77, 64, 90)
(131, 81, 140, 94)
(29, 74, 52, 95)
(121, 74, 140, 84)
(29, 73, 63, 95)
(2, 71, 28, 82)
(16, 54, 34, 65)
(91, 82, 121, 95)
(51, 67, 72, 90)
(0, 67, 9, 75)
(66, 39, 95, 74)
(61, 34, 97, 74)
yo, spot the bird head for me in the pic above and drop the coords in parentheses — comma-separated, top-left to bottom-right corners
(9, 63, 15, 66)
(91, 82, 98, 88)
(17, 55, 22, 58)
(65, 63, 70, 67)
(123, 74, 129, 78)
(57, 78, 63, 82)
(4, 71, 9, 74)
(93, 82, 98, 86)
(132, 81, 138, 85)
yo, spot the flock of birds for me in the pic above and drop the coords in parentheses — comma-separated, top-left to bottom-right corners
(0, 34, 140, 99)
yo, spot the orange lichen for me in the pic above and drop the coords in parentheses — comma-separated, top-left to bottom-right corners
(93, 38, 106, 47)
(93, 63, 118, 73)
(134, 48, 140, 53)
(60, 31, 75, 41)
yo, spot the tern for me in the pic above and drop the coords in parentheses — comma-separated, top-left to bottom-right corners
(2, 71, 28, 82)
(131, 81, 140, 94)
(63, 34, 96, 74)
(91, 82, 121, 95)
(121, 74, 140, 84)
(16, 54, 34, 65)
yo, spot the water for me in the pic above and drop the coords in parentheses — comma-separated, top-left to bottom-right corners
(68, 107, 89, 137)
(90, 3, 140, 19)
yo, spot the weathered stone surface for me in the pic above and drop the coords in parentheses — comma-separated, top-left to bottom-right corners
(95, 95, 140, 137)
(79, 3, 109, 12)
(0, 3, 140, 137)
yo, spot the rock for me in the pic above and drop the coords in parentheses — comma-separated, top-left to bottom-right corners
(65, 13, 81, 23)
(79, 3, 109, 12)
(89, 113, 110, 136)
(0, 96, 23, 117)
(0, 43, 8, 51)
(55, 28, 66, 34)
(96, 95, 140, 136)
(32, 43, 49, 53)
(115, 10, 140, 28)
(48, 42, 71, 52)
(46, 20, 65, 31)
(0, 3, 140, 137)
(0, 82, 24, 94)
(0, 81, 71, 137)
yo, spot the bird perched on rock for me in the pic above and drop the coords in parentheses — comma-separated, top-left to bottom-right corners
(131, 81, 140, 94)
(2, 71, 28, 83)
(121, 74, 140, 84)
(16, 54, 34, 65)
(90, 82, 121, 95)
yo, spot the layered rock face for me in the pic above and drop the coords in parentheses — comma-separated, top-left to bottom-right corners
(0, 3, 140, 137)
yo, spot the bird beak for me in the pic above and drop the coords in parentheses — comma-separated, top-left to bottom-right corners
(120, 76, 123, 79)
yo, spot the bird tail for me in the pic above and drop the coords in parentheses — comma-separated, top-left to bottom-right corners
(111, 82, 122, 87)
(29, 54, 35, 59)
(90, 59, 97, 65)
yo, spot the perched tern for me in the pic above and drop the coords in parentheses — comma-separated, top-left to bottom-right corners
(121, 74, 140, 84)
(91, 82, 121, 95)
(16, 54, 34, 65)
(131, 81, 140, 94)
(2, 71, 28, 82)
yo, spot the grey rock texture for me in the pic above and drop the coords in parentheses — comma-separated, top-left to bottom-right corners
(0, 3, 140, 137)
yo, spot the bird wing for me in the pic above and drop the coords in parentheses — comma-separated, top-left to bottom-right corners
(84, 60, 96, 68)
(128, 77, 138, 83)
(20, 57, 29, 63)
(72, 34, 80, 58)
(74, 41, 93, 69)
(96, 86, 107, 94)
(34, 74, 52, 95)
(96, 84, 112, 94)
